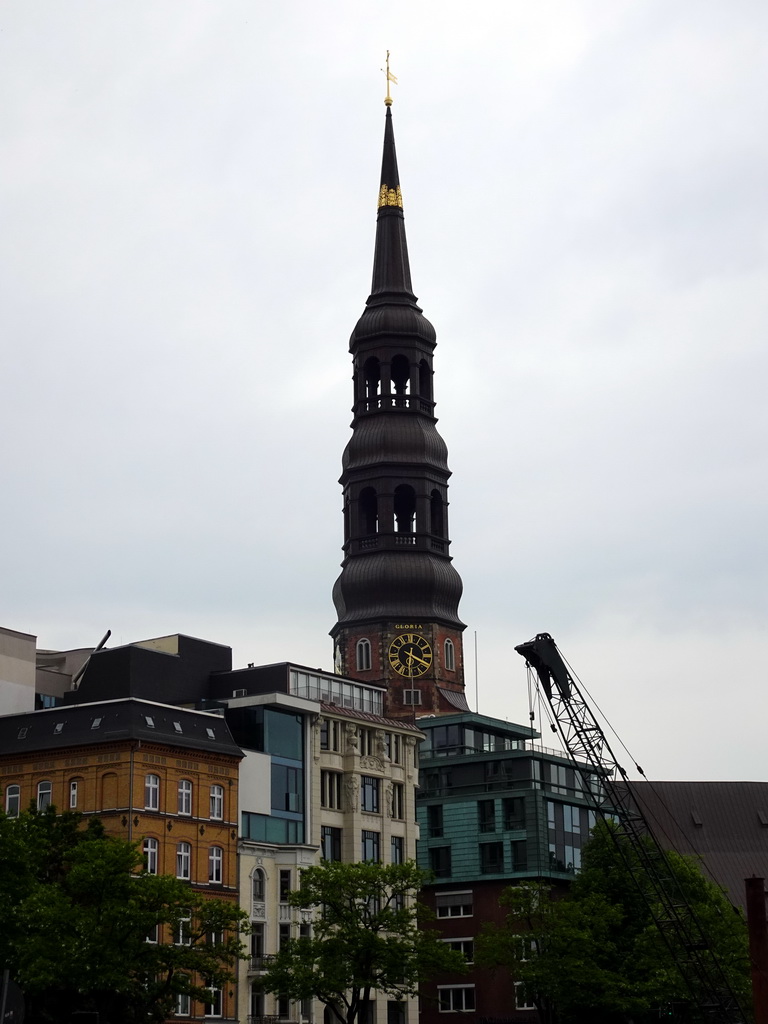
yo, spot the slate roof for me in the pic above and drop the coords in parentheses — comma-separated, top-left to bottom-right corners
(630, 780, 768, 908)
(0, 698, 243, 759)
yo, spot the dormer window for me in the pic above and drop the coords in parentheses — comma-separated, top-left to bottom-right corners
(206, 728, 215, 739)
(54, 723, 64, 734)
(17, 727, 28, 740)
(173, 722, 183, 733)
(145, 716, 155, 728)
(91, 718, 102, 730)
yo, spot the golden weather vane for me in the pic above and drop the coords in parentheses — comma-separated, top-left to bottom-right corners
(381, 50, 398, 106)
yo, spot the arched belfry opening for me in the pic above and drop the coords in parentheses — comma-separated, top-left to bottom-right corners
(358, 487, 378, 536)
(394, 484, 416, 536)
(363, 357, 381, 410)
(391, 354, 411, 406)
(430, 489, 445, 539)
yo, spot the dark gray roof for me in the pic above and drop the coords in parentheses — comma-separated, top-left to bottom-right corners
(630, 780, 768, 908)
(0, 699, 243, 759)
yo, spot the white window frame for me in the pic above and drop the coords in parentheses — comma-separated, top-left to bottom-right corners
(37, 781, 52, 810)
(209, 783, 224, 820)
(178, 779, 192, 816)
(177, 911, 192, 946)
(443, 937, 474, 964)
(69, 779, 79, 809)
(177, 988, 191, 1016)
(143, 837, 159, 875)
(206, 986, 223, 1017)
(208, 845, 223, 884)
(5, 784, 20, 817)
(176, 841, 191, 880)
(145, 773, 160, 810)
(514, 982, 537, 1010)
(435, 890, 473, 918)
(438, 985, 475, 1013)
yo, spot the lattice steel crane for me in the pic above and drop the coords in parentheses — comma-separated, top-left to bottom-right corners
(515, 632, 748, 1024)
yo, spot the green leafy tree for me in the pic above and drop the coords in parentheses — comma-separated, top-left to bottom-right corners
(0, 807, 249, 1024)
(476, 821, 750, 1024)
(257, 860, 466, 1024)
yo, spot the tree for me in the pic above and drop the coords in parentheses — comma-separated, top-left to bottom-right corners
(476, 821, 750, 1024)
(0, 807, 249, 1024)
(257, 860, 466, 1024)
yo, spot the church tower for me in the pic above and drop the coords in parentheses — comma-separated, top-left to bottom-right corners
(331, 99, 469, 719)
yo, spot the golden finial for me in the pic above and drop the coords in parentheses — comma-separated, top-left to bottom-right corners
(381, 50, 398, 106)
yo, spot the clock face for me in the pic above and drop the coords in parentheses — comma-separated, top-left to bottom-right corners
(388, 633, 433, 678)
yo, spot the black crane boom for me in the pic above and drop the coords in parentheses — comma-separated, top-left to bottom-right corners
(515, 632, 747, 1024)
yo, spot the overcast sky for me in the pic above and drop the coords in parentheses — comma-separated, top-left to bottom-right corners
(1, 1, 766, 782)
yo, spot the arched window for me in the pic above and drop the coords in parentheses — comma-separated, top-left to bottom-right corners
(391, 354, 411, 405)
(252, 868, 266, 903)
(177, 779, 192, 815)
(37, 781, 52, 810)
(176, 841, 191, 880)
(210, 784, 224, 820)
(143, 837, 159, 875)
(5, 784, 20, 817)
(359, 487, 378, 536)
(209, 846, 223, 884)
(430, 489, 445, 538)
(145, 773, 160, 810)
(444, 638, 456, 672)
(356, 638, 372, 671)
(419, 358, 432, 402)
(363, 357, 381, 409)
(394, 485, 416, 534)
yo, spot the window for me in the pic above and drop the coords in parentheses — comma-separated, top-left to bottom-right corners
(480, 841, 504, 874)
(478, 799, 496, 833)
(176, 841, 191, 880)
(176, 987, 191, 1016)
(251, 922, 265, 958)
(272, 764, 302, 813)
(361, 830, 380, 862)
(564, 804, 581, 833)
(279, 869, 292, 900)
(435, 891, 473, 918)
(5, 784, 20, 817)
(359, 728, 376, 756)
(427, 804, 444, 837)
(145, 715, 155, 728)
(146, 924, 159, 943)
(361, 775, 380, 813)
(444, 638, 455, 671)
(321, 825, 342, 862)
(356, 638, 372, 671)
(143, 837, 159, 875)
(504, 796, 525, 830)
(511, 839, 528, 872)
(277, 994, 290, 1020)
(388, 1002, 406, 1024)
(69, 779, 79, 809)
(429, 846, 451, 879)
(438, 986, 475, 1012)
(403, 689, 421, 705)
(515, 982, 537, 1010)
(391, 835, 404, 865)
(91, 717, 102, 730)
(320, 718, 340, 751)
(54, 722, 64, 734)
(391, 782, 404, 820)
(208, 846, 223, 884)
(252, 869, 265, 903)
(320, 770, 342, 809)
(444, 938, 474, 964)
(37, 781, 52, 810)
(210, 783, 224, 820)
(145, 774, 160, 810)
(205, 987, 223, 1018)
(176, 911, 192, 945)
(178, 779, 192, 816)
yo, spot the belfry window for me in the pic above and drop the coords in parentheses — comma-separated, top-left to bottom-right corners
(356, 638, 372, 671)
(444, 638, 455, 671)
(359, 488, 378, 536)
(364, 357, 381, 410)
(391, 354, 410, 405)
(394, 485, 416, 534)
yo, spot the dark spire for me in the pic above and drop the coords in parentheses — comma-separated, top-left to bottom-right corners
(368, 107, 417, 305)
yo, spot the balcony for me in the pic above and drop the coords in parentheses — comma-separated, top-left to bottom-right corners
(249, 954, 278, 972)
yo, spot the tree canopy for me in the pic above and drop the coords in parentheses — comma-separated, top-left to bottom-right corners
(257, 859, 466, 1024)
(0, 807, 248, 1024)
(475, 821, 750, 1024)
